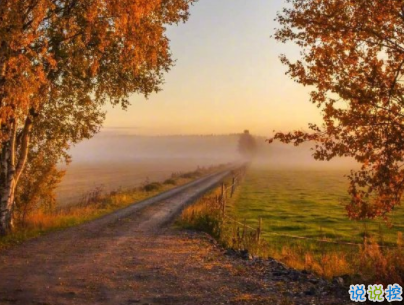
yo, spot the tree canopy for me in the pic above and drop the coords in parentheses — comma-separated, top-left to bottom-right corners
(272, 0, 404, 220)
(0, 0, 196, 235)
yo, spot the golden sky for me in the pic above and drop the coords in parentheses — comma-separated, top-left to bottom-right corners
(103, 0, 322, 137)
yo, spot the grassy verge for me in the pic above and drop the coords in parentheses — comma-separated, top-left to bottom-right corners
(0, 164, 228, 250)
(177, 166, 264, 254)
(177, 170, 267, 256)
(177, 167, 404, 285)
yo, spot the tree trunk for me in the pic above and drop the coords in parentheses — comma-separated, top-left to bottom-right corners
(0, 120, 16, 236)
(0, 116, 32, 236)
(0, 179, 16, 235)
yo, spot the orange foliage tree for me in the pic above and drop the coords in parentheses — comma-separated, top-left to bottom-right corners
(0, 0, 195, 235)
(272, 0, 404, 220)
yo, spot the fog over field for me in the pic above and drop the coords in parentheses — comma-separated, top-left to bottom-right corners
(56, 132, 357, 205)
(57, 133, 240, 205)
(67, 131, 356, 168)
(67, 133, 241, 163)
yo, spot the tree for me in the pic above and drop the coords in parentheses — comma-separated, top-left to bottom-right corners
(0, 0, 196, 235)
(14, 70, 104, 227)
(238, 130, 257, 160)
(272, 0, 404, 220)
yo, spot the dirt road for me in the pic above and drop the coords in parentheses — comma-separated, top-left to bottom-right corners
(0, 169, 351, 305)
(0, 170, 251, 305)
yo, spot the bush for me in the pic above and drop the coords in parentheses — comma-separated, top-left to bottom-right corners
(180, 170, 202, 179)
(143, 182, 162, 192)
(163, 178, 177, 185)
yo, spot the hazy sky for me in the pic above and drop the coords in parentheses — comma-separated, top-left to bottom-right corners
(103, 0, 322, 136)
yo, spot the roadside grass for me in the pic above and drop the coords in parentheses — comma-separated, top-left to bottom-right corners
(178, 186, 224, 240)
(0, 165, 228, 250)
(178, 167, 404, 284)
(177, 177, 270, 257)
(177, 168, 266, 255)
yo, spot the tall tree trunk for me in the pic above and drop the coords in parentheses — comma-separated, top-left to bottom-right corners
(0, 120, 17, 235)
(0, 116, 32, 236)
(0, 178, 16, 235)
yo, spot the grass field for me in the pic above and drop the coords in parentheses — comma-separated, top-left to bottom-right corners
(232, 167, 404, 246)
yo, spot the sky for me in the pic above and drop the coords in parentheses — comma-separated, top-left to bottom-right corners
(103, 0, 322, 137)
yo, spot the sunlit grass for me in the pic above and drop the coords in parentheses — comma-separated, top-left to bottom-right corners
(233, 168, 404, 245)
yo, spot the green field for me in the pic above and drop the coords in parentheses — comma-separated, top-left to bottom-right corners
(233, 168, 404, 246)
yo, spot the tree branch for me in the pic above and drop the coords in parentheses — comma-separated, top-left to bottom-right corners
(15, 116, 33, 184)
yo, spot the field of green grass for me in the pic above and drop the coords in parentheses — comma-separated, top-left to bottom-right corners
(233, 167, 404, 246)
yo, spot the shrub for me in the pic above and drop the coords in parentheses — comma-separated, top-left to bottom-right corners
(143, 182, 162, 192)
(180, 170, 202, 179)
(163, 178, 177, 185)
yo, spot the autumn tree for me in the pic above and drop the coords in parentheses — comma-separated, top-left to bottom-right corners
(238, 130, 257, 160)
(0, 0, 196, 235)
(272, 0, 404, 220)
(14, 69, 105, 226)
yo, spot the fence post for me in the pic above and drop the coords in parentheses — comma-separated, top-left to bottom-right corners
(257, 217, 262, 244)
(257, 217, 262, 256)
(242, 218, 246, 249)
(231, 177, 236, 198)
(221, 183, 226, 216)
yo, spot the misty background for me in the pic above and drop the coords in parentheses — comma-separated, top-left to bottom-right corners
(67, 131, 356, 169)
(57, 132, 356, 206)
